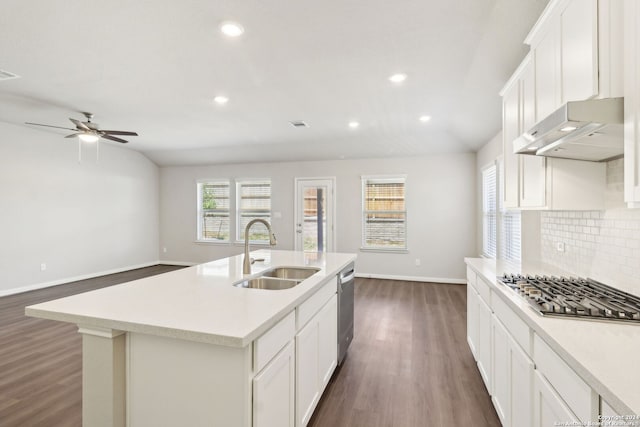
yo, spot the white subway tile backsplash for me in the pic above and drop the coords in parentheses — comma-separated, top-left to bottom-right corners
(540, 159, 640, 296)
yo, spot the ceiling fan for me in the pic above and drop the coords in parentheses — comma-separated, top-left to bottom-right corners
(25, 112, 138, 143)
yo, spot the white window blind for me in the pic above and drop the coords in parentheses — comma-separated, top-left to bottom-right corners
(236, 179, 272, 242)
(361, 176, 407, 250)
(496, 159, 522, 262)
(482, 166, 497, 258)
(197, 181, 231, 241)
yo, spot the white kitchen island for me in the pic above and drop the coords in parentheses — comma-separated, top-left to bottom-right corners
(26, 249, 356, 427)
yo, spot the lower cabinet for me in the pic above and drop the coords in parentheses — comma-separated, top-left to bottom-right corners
(296, 294, 338, 427)
(492, 316, 534, 427)
(477, 296, 493, 393)
(466, 285, 479, 358)
(533, 370, 580, 427)
(253, 341, 296, 427)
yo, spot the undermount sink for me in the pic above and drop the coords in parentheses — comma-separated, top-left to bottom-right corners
(261, 267, 320, 280)
(234, 267, 320, 290)
(234, 277, 300, 290)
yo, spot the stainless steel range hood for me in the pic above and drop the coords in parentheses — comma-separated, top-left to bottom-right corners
(513, 97, 624, 162)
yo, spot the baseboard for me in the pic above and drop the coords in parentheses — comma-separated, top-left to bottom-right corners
(0, 261, 162, 298)
(355, 272, 466, 284)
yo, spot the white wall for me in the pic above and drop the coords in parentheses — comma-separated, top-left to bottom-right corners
(0, 122, 160, 295)
(160, 154, 477, 282)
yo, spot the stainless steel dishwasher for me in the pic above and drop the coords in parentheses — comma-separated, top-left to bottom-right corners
(337, 263, 355, 365)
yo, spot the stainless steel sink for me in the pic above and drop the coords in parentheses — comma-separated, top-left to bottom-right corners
(261, 267, 320, 280)
(234, 277, 301, 290)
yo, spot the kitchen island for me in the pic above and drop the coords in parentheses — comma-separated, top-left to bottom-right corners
(26, 249, 356, 427)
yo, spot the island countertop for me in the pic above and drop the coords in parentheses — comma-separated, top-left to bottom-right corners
(26, 250, 356, 347)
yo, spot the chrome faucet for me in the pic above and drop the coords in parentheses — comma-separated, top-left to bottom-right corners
(243, 219, 277, 274)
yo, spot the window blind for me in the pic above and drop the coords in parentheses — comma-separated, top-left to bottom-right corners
(482, 166, 497, 258)
(236, 180, 271, 242)
(198, 181, 231, 241)
(362, 176, 407, 250)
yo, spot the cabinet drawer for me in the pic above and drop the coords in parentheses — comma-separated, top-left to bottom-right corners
(534, 334, 598, 422)
(493, 295, 532, 356)
(254, 311, 295, 373)
(476, 276, 491, 306)
(297, 277, 337, 330)
(466, 266, 477, 291)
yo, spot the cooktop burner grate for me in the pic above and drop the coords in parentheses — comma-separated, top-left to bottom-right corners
(498, 274, 640, 323)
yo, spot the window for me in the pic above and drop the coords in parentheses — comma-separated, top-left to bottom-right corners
(236, 179, 272, 243)
(197, 180, 231, 241)
(496, 160, 521, 262)
(482, 165, 497, 258)
(361, 175, 407, 250)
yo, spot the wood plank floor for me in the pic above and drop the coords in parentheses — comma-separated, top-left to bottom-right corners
(0, 265, 185, 427)
(0, 272, 499, 427)
(309, 279, 500, 427)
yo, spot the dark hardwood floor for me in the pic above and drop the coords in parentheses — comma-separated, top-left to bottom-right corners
(309, 279, 500, 427)
(0, 271, 499, 427)
(0, 265, 185, 427)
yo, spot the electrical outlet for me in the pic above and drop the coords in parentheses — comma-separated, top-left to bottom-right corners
(40, 263, 47, 271)
(556, 242, 565, 252)
(415, 258, 421, 266)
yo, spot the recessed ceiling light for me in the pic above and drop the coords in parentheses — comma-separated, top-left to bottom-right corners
(389, 73, 407, 83)
(560, 126, 577, 132)
(213, 96, 229, 105)
(419, 115, 431, 123)
(348, 121, 360, 129)
(220, 21, 244, 37)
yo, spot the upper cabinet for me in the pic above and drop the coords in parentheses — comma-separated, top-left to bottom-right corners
(500, 0, 623, 211)
(624, 0, 640, 208)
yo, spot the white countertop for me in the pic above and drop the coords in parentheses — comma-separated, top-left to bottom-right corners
(465, 257, 640, 416)
(26, 250, 356, 347)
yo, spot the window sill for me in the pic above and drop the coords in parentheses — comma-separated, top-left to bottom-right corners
(359, 247, 409, 254)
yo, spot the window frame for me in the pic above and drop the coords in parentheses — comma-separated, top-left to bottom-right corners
(360, 174, 408, 252)
(235, 179, 272, 244)
(196, 179, 232, 243)
(482, 164, 497, 259)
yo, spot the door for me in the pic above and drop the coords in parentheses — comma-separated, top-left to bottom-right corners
(296, 319, 320, 427)
(318, 295, 338, 390)
(295, 178, 335, 252)
(253, 341, 295, 427)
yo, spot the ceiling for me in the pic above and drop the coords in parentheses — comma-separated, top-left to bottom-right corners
(0, 0, 549, 166)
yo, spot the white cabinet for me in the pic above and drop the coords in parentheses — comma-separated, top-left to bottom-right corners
(533, 17, 561, 119)
(477, 295, 492, 393)
(492, 316, 534, 427)
(624, 0, 640, 207)
(254, 341, 295, 427)
(501, 55, 547, 209)
(533, 371, 580, 427)
(296, 293, 338, 427)
(466, 284, 479, 358)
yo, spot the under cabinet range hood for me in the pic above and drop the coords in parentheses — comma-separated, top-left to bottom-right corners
(514, 98, 624, 162)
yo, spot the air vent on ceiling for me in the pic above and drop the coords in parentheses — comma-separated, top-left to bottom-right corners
(290, 120, 309, 128)
(0, 69, 20, 81)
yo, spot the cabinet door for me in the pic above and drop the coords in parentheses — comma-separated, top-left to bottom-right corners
(466, 286, 479, 358)
(533, 371, 580, 427)
(253, 341, 295, 427)
(477, 297, 492, 393)
(624, 0, 640, 207)
(502, 79, 521, 208)
(521, 57, 536, 131)
(296, 319, 320, 427)
(491, 316, 510, 426)
(535, 21, 561, 119)
(511, 337, 534, 427)
(318, 295, 338, 391)
(520, 156, 546, 208)
(561, 0, 598, 103)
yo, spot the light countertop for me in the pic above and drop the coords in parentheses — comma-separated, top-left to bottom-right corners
(26, 250, 356, 347)
(465, 257, 640, 416)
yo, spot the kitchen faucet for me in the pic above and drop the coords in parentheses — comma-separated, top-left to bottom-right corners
(243, 219, 277, 274)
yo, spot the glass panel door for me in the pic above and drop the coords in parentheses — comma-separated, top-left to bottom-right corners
(295, 178, 335, 252)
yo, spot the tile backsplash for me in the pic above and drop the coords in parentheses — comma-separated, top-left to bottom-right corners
(540, 159, 640, 295)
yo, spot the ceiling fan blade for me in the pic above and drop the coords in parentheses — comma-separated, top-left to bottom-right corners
(101, 134, 128, 144)
(65, 133, 81, 138)
(100, 130, 138, 136)
(69, 118, 91, 131)
(25, 122, 77, 131)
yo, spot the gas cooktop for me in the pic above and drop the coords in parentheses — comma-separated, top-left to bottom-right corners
(498, 274, 640, 323)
